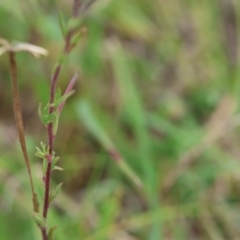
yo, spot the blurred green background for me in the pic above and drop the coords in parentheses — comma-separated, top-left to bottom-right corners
(1, 0, 240, 239)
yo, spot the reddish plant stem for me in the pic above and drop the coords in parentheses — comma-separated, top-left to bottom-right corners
(41, 4, 81, 238)
(73, 0, 81, 17)
(41, 228, 48, 240)
(42, 163, 52, 218)
(41, 65, 62, 239)
(43, 65, 61, 217)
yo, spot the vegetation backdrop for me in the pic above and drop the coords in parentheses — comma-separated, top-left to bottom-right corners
(0, 0, 240, 239)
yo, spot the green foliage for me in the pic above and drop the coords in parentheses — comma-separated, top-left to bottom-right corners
(49, 183, 63, 204)
(38, 88, 74, 136)
(1, 0, 240, 239)
(48, 226, 57, 240)
(33, 212, 46, 228)
(35, 142, 61, 175)
(77, 100, 143, 189)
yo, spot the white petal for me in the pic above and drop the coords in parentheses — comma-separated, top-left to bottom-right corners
(12, 42, 48, 57)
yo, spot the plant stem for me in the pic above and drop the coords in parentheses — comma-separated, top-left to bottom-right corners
(41, 64, 62, 238)
(42, 26, 76, 226)
(41, 2, 84, 238)
(8, 52, 39, 213)
(41, 27, 75, 228)
(41, 228, 48, 240)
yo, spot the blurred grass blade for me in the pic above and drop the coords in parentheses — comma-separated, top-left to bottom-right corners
(118, 159, 143, 189)
(107, 40, 156, 195)
(107, 40, 161, 239)
(76, 100, 143, 189)
(58, 11, 67, 38)
(78, 100, 114, 149)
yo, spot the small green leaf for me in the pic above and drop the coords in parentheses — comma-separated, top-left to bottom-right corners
(35, 147, 45, 158)
(68, 17, 82, 30)
(71, 29, 84, 48)
(50, 182, 63, 203)
(53, 113, 59, 136)
(46, 112, 56, 124)
(38, 103, 44, 123)
(48, 226, 57, 240)
(58, 11, 67, 38)
(53, 89, 75, 108)
(52, 156, 60, 167)
(43, 158, 48, 173)
(52, 166, 63, 171)
(35, 152, 45, 158)
(60, 90, 75, 103)
(43, 103, 49, 114)
(55, 88, 62, 100)
(33, 212, 46, 228)
(40, 186, 45, 198)
(55, 182, 63, 195)
(35, 142, 50, 160)
(35, 146, 42, 153)
(39, 103, 54, 126)
(40, 142, 47, 153)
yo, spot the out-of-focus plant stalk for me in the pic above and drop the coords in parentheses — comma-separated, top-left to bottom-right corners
(8, 52, 39, 213)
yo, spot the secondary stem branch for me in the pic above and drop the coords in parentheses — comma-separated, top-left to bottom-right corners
(8, 52, 39, 213)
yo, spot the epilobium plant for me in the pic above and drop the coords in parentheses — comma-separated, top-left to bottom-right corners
(0, 1, 94, 239)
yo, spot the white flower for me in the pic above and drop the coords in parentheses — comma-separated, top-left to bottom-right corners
(0, 38, 48, 58)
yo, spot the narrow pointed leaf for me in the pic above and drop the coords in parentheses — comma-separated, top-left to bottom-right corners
(58, 11, 67, 38)
(48, 226, 57, 240)
(76, 101, 143, 189)
(33, 212, 46, 228)
(50, 183, 63, 203)
(43, 159, 48, 174)
(52, 166, 63, 171)
(52, 156, 60, 167)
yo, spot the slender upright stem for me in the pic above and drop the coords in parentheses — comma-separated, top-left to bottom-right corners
(42, 64, 62, 219)
(41, 229, 48, 240)
(41, 65, 62, 239)
(41, 2, 84, 238)
(41, 30, 75, 224)
(8, 52, 39, 213)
